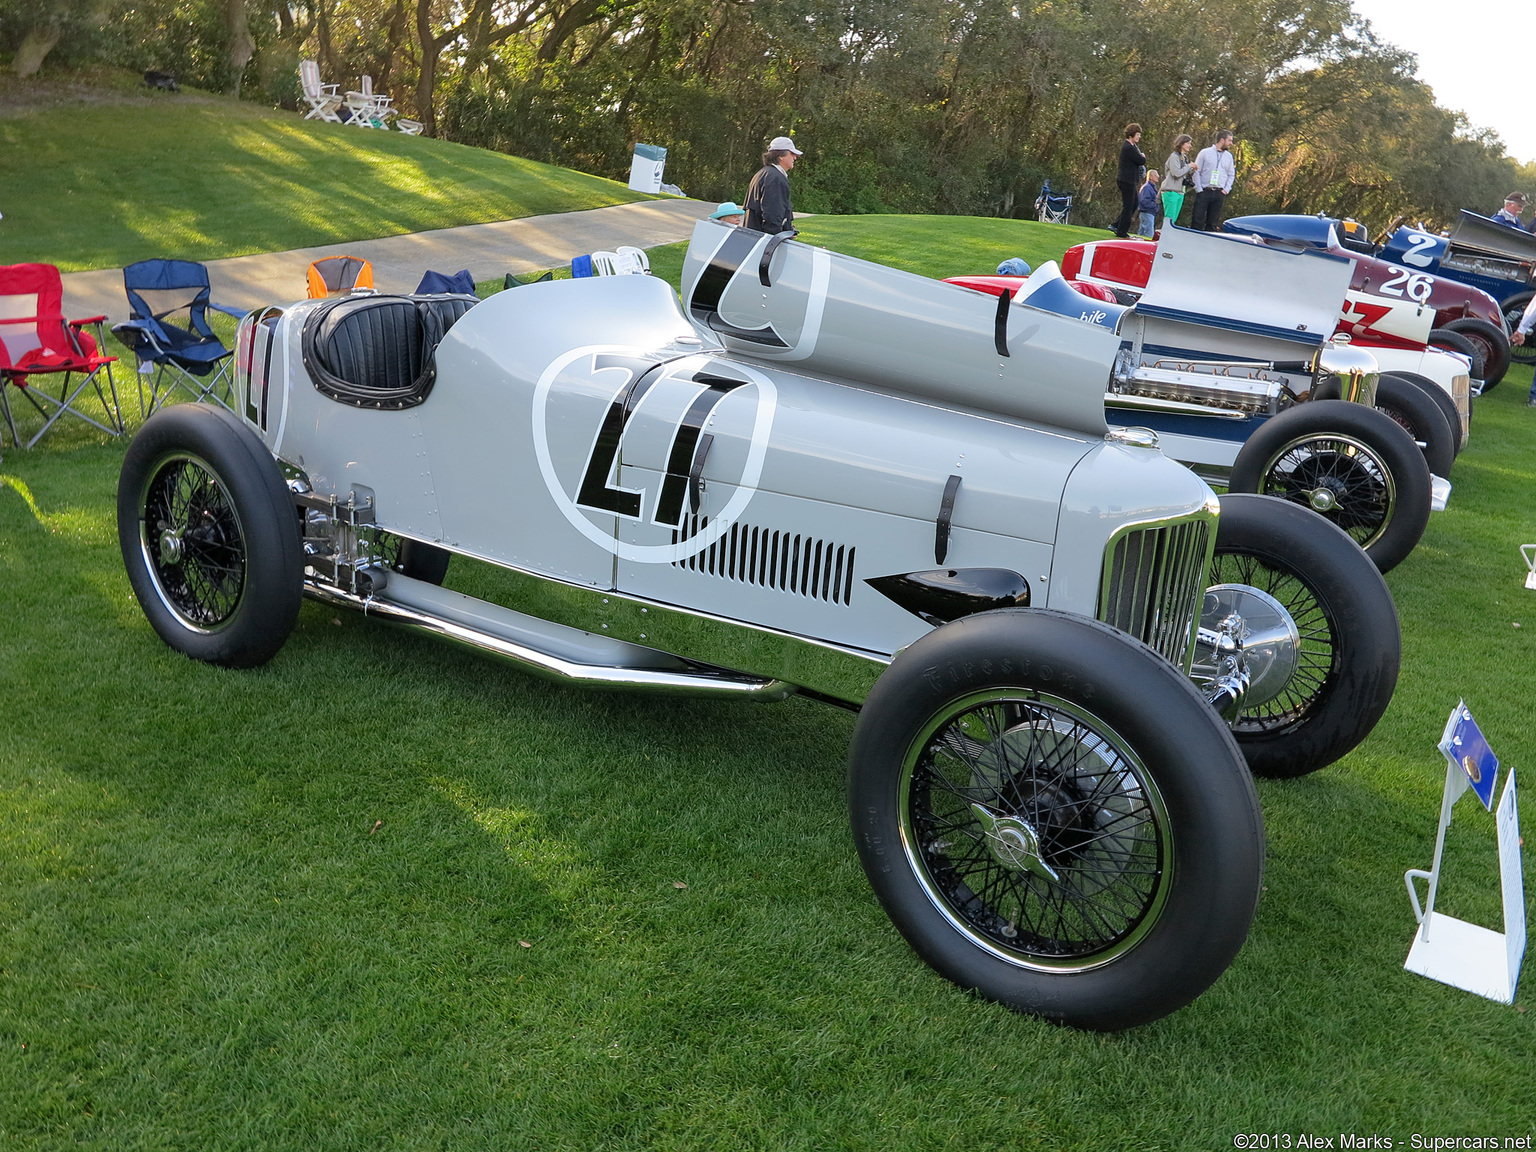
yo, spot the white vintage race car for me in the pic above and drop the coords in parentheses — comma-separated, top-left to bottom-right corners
(115, 222, 1400, 1030)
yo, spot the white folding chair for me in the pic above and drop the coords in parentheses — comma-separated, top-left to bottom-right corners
(300, 60, 343, 123)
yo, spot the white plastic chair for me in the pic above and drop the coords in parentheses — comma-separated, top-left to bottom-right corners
(588, 251, 623, 277)
(300, 60, 343, 123)
(615, 246, 651, 274)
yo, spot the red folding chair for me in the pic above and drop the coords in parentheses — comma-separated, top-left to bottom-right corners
(0, 263, 122, 451)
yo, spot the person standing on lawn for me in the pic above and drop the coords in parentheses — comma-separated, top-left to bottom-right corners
(1511, 295, 1536, 405)
(1191, 130, 1236, 231)
(744, 136, 802, 235)
(1137, 170, 1160, 238)
(1113, 123, 1146, 239)
(1160, 134, 1194, 227)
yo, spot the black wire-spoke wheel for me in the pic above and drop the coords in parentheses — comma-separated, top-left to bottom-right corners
(849, 609, 1263, 1030)
(140, 454, 247, 630)
(119, 404, 302, 668)
(1208, 549, 1334, 738)
(1261, 433, 1393, 546)
(902, 691, 1171, 970)
(1207, 494, 1400, 778)
(1228, 400, 1430, 574)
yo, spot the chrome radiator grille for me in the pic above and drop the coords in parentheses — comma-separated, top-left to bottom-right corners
(1451, 372, 1471, 440)
(1097, 517, 1214, 672)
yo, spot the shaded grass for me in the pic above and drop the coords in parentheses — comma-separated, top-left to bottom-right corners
(0, 79, 646, 273)
(3, 215, 1535, 1148)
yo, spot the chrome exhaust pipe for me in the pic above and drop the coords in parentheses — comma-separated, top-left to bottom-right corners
(306, 576, 796, 702)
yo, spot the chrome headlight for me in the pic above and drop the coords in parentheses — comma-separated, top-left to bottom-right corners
(1316, 338, 1380, 406)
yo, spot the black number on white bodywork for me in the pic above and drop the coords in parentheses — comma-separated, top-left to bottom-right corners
(689, 229, 791, 348)
(575, 355, 751, 527)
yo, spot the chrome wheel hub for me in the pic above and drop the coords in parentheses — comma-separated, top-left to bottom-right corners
(1307, 487, 1338, 512)
(969, 802, 1061, 881)
(1193, 584, 1302, 713)
(158, 527, 184, 565)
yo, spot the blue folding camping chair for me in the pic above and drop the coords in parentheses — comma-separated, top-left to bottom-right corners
(112, 259, 247, 416)
(414, 268, 477, 295)
(1034, 179, 1074, 225)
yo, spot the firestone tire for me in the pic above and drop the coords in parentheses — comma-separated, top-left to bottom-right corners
(1208, 495, 1401, 779)
(1227, 400, 1431, 575)
(847, 609, 1264, 1031)
(118, 403, 302, 668)
(1375, 373, 1455, 478)
(1443, 317, 1511, 388)
(1428, 328, 1486, 382)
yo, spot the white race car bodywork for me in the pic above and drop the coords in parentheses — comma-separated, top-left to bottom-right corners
(238, 272, 1216, 702)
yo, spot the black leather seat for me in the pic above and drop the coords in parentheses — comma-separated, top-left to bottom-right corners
(302, 293, 477, 410)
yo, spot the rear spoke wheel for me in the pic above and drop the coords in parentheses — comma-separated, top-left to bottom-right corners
(141, 454, 247, 630)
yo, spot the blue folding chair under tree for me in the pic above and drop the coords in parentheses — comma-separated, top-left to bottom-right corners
(112, 260, 247, 416)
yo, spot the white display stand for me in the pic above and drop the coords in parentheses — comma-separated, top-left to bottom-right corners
(628, 143, 666, 194)
(1403, 702, 1525, 1004)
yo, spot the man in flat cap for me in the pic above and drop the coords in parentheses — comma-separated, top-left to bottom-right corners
(1491, 192, 1532, 231)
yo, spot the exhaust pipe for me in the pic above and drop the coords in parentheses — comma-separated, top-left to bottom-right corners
(306, 573, 796, 702)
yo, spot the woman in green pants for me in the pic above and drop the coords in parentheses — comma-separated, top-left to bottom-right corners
(1160, 135, 1194, 227)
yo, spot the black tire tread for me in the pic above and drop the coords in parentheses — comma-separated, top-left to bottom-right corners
(117, 404, 302, 668)
(1443, 316, 1511, 387)
(1375, 373, 1455, 477)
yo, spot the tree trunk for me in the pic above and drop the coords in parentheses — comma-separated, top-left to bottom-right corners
(13, 23, 61, 77)
(225, 0, 255, 96)
(415, 0, 441, 137)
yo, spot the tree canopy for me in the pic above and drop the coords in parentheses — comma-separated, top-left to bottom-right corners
(6, 0, 1532, 232)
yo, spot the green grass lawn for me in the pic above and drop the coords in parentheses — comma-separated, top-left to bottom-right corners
(0, 75, 647, 273)
(4, 216, 1535, 1148)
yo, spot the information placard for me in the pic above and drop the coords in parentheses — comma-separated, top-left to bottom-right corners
(1405, 705, 1524, 1005)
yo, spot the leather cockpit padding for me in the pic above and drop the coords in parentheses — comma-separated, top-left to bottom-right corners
(301, 293, 478, 410)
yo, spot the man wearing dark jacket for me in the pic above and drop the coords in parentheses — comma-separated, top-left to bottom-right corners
(1113, 123, 1146, 239)
(744, 136, 802, 234)
(1491, 193, 1532, 231)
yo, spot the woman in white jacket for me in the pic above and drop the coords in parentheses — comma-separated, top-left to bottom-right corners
(1159, 135, 1194, 228)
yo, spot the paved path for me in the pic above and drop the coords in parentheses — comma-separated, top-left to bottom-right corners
(61, 198, 713, 324)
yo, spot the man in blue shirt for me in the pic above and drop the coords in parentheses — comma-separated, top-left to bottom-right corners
(1490, 192, 1531, 231)
(1191, 131, 1236, 231)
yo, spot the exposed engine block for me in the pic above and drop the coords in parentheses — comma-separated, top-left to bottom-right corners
(1111, 357, 1289, 415)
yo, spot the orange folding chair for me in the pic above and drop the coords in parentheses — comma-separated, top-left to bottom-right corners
(307, 256, 374, 299)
